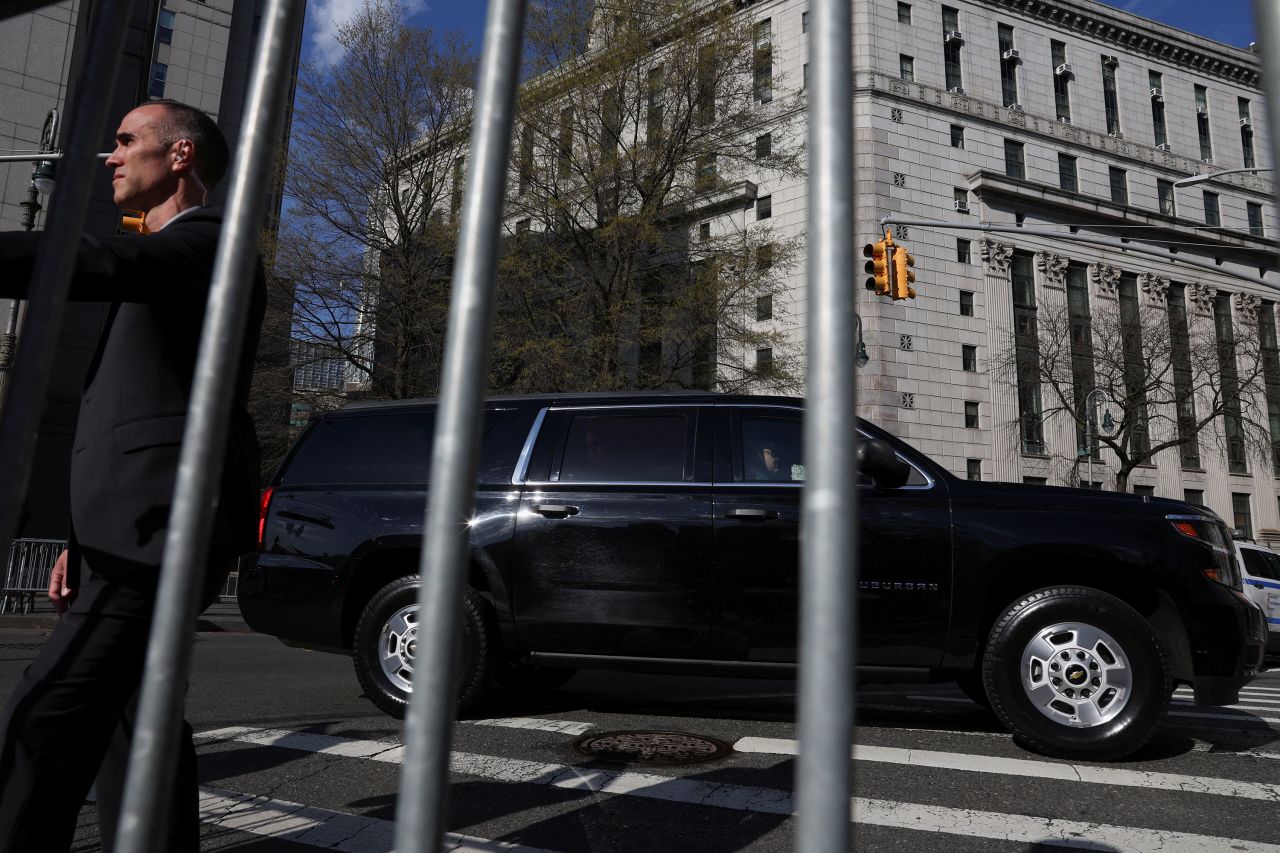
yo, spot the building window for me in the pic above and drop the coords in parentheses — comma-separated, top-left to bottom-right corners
(998, 24, 1018, 107)
(1195, 85, 1213, 161)
(156, 8, 175, 44)
(1012, 251, 1043, 454)
(1240, 98, 1256, 168)
(695, 153, 717, 190)
(1067, 263, 1095, 457)
(1134, 484, 1155, 497)
(1149, 70, 1167, 147)
(1168, 284, 1200, 469)
(966, 459, 981, 480)
(696, 44, 715, 124)
(755, 133, 772, 159)
(647, 65, 665, 147)
(756, 294, 773, 321)
(1119, 274, 1150, 454)
(1248, 202, 1265, 238)
(1216, 294, 1248, 473)
(1079, 480, 1103, 490)
(1232, 493, 1253, 538)
(964, 401, 979, 428)
(942, 6, 963, 91)
(753, 19, 773, 104)
(451, 157, 464, 218)
(957, 239, 971, 263)
(557, 106, 574, 179)
(950, 124, 964, 149)
(698, 221, 710, 241)
(1258, 301, 1280, 474)
(1051, 40, 1070, 122)
(756, 347, 774, 374)
(756, 194, 772, 220)
(148, 61, 167, 98)
(1204, 191, 1220, 227)
(959, 289, 974, 315)
(1109, 166, 1128, 205)
(898, 2, 911, 24)
(1023, 476, 1048, 485)
(954, 187, 968, 212)
(962, 345, 977, 372)
(517, 126, 534, 195)
(757, 243, 773, 271)
(803, 63, 809, 90)
(1184, 489, 1204, 506)
(1157, 179, 1176, 217)
(899, 55, 915, 82)
(1102, 57, 1121, 135)
(802, 10, 809, 32)
(1003, 139, 1024, 179)
(1058, 153, 1077, 192)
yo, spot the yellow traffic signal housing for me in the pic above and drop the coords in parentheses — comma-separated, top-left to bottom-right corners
(862, 232, 895, 296)
(892, 246, 916, 300)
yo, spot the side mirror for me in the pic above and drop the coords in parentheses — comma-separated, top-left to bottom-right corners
(857, 438, 911, 489)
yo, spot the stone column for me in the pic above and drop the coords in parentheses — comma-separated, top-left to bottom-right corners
(981, 239, 1019, 482)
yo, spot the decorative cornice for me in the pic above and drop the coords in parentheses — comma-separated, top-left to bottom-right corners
(1188, 282, 1217, 314)
(871, 74, 1273, 199)
(981, 239, 1013, 274)
(1036, 251, 1068, 289)
(1138, 273, 1169, 306)
(1090, 263, 1120, 298)
(974, 0, 1260, 88)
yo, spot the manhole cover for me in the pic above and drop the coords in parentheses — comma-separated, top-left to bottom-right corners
(572, 730, 731, 766)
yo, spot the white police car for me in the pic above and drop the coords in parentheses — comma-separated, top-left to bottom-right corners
(1235, 538, 1280, 656)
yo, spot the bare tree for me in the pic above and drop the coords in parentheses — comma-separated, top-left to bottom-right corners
(490, 0, 806, 392)
(277, 0, 476, 400)
(991, 284, 1272, 492)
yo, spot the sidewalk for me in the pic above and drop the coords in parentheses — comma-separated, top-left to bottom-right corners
(0, 597, 251, 633)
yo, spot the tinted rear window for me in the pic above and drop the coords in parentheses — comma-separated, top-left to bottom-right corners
(559, 412, 691, 482)
(279, 408, 533, 486)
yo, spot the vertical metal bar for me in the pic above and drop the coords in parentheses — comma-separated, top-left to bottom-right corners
(1256, 0, 1280, 246)
(795, 0, 858, 848)
(394, 0, 526, 849)
(112, 1, 305, 850)
(0, 0, 137, 556)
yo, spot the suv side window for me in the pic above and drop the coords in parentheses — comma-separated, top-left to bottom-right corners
(557, 411, 694, 483)
(281, 411, 437, 485)
(740, 414, 805, 483)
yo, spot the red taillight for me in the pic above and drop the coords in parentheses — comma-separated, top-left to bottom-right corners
(1172, 521, 1200, 539)
(257, 487, 275, 550)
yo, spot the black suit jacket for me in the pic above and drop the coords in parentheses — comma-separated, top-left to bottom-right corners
(0, 207, 265, 581)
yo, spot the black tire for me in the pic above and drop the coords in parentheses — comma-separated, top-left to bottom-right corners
(352, 576, 496, 718)
(982, 586, 1170, 761)
(496, 664, 577, 692)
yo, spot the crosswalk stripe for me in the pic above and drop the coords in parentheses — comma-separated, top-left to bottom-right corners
(198, 786, 558, 852)
(850, 797, 1280, 852)
(1169, 709, 1280, 726)
(734, 737, 1280, 802)
(198, 727, 1280, 853)
(464, 717, 595, 736)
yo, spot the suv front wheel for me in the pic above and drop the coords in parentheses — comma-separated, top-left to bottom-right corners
(982, 586, 1170, 760)
(353, 576, 495, 718)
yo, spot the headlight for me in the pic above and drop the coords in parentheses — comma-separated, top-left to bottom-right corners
(1166, 514, 1240, 589)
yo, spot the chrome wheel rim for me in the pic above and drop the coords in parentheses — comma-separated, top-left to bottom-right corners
(378, 604, 418, 693)
(1019, 621, 1132, 728)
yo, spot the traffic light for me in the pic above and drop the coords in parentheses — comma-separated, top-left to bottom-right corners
(892, 245, 916, 300)
(863, 232, 894, 296)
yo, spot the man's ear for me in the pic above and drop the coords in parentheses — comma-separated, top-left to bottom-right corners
(173, 139, 193, 171)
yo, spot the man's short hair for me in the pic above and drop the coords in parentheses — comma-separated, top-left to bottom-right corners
(146, 99, 230, 191)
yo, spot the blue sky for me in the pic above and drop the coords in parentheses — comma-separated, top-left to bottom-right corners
(301, 0, 1259, 67)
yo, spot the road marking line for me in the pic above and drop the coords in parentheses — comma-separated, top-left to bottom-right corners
(1169, 709, 1280, 727)
(1173, 701, 1280, 712)
(465, 717, 595, 736)
(850, 797, 1280, 853)
(199, 786, 557, 852)
(200, 728, 1280, 851)
(734, 737, 1280, 802)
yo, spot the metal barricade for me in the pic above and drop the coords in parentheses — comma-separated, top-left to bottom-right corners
(1, 538, 65, 614)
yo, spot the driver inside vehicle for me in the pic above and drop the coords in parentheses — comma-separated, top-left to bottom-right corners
(745, 439, 790, 482)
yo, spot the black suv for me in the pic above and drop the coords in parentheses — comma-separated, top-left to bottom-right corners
(239, 393, 1267, 760)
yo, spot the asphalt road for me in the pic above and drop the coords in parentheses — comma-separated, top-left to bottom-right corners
(0, 626, 1277, 852)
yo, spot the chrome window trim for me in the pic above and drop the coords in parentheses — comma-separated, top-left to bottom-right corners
(523, 480, 713, 488)
(511, 406, 549, 485)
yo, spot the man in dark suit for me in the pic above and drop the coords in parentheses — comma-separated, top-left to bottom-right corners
(0, 99, 265, 852)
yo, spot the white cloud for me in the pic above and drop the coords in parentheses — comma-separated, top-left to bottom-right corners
(306, 0, 428, 67)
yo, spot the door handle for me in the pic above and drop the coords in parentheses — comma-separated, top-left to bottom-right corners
(534, 504, 579, 518)
(725, 508, 779, 521)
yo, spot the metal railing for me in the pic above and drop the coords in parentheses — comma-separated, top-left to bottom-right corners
(0, 1, 1275, 852)
(1, 538, 65, 614)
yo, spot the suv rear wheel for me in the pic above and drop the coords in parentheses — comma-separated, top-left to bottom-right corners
(982, 586, 1170, 760)
(353, 576, 495, 718)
